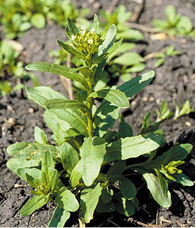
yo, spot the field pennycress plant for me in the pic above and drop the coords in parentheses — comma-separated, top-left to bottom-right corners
(7, 16, 194, 227)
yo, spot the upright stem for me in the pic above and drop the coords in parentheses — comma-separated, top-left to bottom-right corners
(86, 68, 94, 137)
(87, 95, 93, 137)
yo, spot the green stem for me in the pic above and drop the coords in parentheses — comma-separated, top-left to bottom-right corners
(126, 150, 157, 170)
(86, 68, 94, 137)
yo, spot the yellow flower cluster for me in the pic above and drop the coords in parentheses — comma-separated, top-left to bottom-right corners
(71, 26, 103, 60)
(162, 160, 184, 175)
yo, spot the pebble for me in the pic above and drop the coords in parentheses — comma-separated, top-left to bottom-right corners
(185, 121, 191, 127)
(29, 108, 34, 113)
(142, 96, 148, 102)
(7, 105, 14, 111)
(8, 118, 16, 126)
(149, 97, 155, 102)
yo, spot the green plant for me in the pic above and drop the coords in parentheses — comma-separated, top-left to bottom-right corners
(51, 6, 145, 89)
(0, 0, 80, 39)
(141, 100, 194, 134)
(7, 17, 194, 227)
(154, 46, 180, 68)
(0, 40, 39, 95)
(152, 5, 195, 37)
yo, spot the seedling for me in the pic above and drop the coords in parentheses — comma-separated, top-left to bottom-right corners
(0, 40, 39, 95)
(0, 0, 79, 38)
(154, 46, 180, 68)
(7, 17, 194, 227)
(152, 5, 195, 37)
(141, 100, 194, 134)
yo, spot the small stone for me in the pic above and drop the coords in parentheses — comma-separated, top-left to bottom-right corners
(149, 97, 155, 102)
(142, 96, 148, 102)
(8, 118, 16, 126)
(7, 105, 13, 111)
(185, 121, 191, 127)
(156, 98, 161, 105)
(131, 100, 137, 108)
(93, 2, 101, 9)
(29, 108, 34, 113)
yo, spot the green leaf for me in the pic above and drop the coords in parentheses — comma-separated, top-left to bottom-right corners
(96, 200, 115, 213)
(20, 194, 50, 216)
(7, 142, 58, 160)
(154, 58, 164, 68)
(42, 151, 55, 186)
(55, 187, 79, 212)
(116, 29, 144, 41)
(177, 16, 193, 34)
(48, 206, 70, 227)
(172, 173, 194, 186)
(19, 22, 31, 32)
(113, 52, 143, 66)
(119, 176, 137, 200)
(174, 100, 194, 119)
(26, 87, 88, 136)
(57, 40, 86, 60)
(107, 42, 135, 62)
(154, 169, 168, 198)
(70, 160, 83, 187)
(34, 126, 48, 144)
(105, 132, 164, 162)
(114, 193, 136, 217)
(31, 13, 46, 29)
(80, 183, 102, 223)
(142, 171, 171, 208)
(18, 167, 41, 183)
(80, 137, 106, 186)
(6, 158, 40, 177)
(126, 63, 146, 73)
(107, 160, 126, 182)
(44, 99, 88, 111)
(118, 71, 155, 98)
(26, 86, 66, 107)
(166, 5, 177, 25)
(148, 144, 192, 167)
(92, 14, 100, 33)
(90, 88, 129, 108)
(44, 110, 80, 145)
(67, 17, 80, 35)
(141, 112, 160, 134)
(60, 142, 79, 174)
(156, 100, 173, 122)
(119, 116, 133, 138)
(25, 62, 88, 88)
(101, 188, 113, 204)
(98, 24, 116, 56)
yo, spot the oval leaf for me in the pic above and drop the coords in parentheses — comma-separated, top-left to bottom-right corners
(105, 132, 164, 162)
(142, 172, 171, 208)
(80, 183, 102, 223)
(80, 137, 106, 186)
(90, 88, 129, 108)
(48, 206, 70, 227)
(55, 187, 79, 212)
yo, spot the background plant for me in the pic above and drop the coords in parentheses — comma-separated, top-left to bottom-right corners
(6, 16, 194, 227)
(153, 45, 180, 68)
(0, 40, 39, 95)
(152, 5, 195, 37)
(0, 0, 84, 39)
